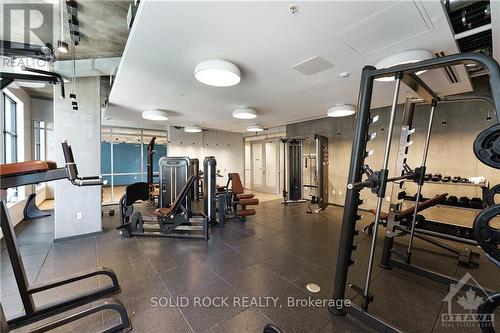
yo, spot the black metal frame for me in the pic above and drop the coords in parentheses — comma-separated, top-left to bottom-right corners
(1, 141, 131, 332)
(331, 52, 500, 331)
(1, 68, 65, 98)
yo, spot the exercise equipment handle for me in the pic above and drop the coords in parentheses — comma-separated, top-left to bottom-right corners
(347, 175, 410, 190)
(71, 176, 105, 187)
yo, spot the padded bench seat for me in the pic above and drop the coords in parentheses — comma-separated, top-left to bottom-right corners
(154, 207, 174, 218)
(0, 161, 57, 177)
(239, 198, 259, 205)
(237, 209, 256, 216)
(154, 175, 196, 219)
(369, 193, 448, 221)
(237, 194, 254, 199)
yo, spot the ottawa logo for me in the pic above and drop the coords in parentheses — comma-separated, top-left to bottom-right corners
(441, 272, 495, 329)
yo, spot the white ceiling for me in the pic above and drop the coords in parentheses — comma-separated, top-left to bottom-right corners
(107, 0, 473, 133)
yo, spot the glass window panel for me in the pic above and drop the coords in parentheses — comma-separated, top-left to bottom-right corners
(45, 126, 54, 161)
(113, 142, 142, 174)
(3, 95, 17, 202)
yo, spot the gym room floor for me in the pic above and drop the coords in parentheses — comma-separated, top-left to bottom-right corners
(2, 200, 499, 333)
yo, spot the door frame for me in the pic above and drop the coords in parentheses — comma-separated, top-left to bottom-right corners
(247, 138, 280, 194)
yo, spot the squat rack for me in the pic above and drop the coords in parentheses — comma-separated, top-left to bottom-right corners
(331, 52, 500, 332)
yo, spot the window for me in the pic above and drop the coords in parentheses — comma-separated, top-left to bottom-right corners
(34, 121, 46, 161)
(3, 94, 18, 202)
(101, 127, 167, 204)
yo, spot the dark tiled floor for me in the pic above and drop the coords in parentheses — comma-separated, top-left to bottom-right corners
(1, 200, 499, 332)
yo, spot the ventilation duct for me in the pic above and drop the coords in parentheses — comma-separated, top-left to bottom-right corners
(446, 0, 492, 77)
(448, 1, 491, 34)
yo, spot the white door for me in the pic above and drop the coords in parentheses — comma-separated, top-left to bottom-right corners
(244, 143, 251, 188)
(264, 140, 279, 193)
(248, 139, 280, 193)
(252, 142, 264, 191)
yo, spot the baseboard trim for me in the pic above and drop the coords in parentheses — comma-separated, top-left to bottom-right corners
(54, 230, 103, 243)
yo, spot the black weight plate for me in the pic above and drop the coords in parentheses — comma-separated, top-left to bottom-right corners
(486, 184, 500, 206)
(473, 205, 500, 263)
(130, 211, 144, 233)
(473, 123, 500, 169)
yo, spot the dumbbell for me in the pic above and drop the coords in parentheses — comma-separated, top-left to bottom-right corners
(458, 196, 471, 207)
(431, 174, 442, 182)
(461, 178, 471, 183)
(424, 173, 433, 181)
(470, 197, 484, 209)
(102, 209, 115, 216)
(452, 176, 461, 183)
(445, 196, 458, 206)
(442, 176, 452, 182)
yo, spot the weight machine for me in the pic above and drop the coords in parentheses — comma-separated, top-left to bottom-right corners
(281, 135, 329, 212)
(331, 52, 500, 332)
(117, 156, 208, 239)
(0, 142, 130, 332)
(281, 138, 305, 203)
(191, 158, 201, 201)
(203, 156, 217, 224)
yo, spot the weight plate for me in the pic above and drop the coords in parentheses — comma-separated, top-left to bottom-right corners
(473, 205, 500, 263)
(486, 184, 500, 206)
(130, 211, 144, 233)
(473, 123, 500, 169)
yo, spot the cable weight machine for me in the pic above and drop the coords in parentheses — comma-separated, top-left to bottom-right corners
(281, 135, 329, 213)
(330, 52, 500, 332)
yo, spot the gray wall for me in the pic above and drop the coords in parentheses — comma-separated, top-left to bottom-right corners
(54, 77, 102, 240)
(287, 79, 498, 210)
(168, 127, 244, 186)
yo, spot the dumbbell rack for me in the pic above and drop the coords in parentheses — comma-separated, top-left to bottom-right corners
(423, 180, 490, 202)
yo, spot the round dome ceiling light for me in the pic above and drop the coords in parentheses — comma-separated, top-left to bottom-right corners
(184, 125, 202, 133)
(375, 49, 433, 82)
(194, 59, 241, 87)
(246, 124, 264, 132)
(327, 104, 356, 117)
(232, 107, 257, 119)
(142, 109, 168, 121)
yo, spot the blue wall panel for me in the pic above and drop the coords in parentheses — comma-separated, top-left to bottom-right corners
(101, 142, 167, 186)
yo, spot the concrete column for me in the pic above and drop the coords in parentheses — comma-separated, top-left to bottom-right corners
(53, 77, 102, 240)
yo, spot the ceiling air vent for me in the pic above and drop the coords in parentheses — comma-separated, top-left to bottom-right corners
(434, 51, 460, 84)
(291, 56, 333, 76)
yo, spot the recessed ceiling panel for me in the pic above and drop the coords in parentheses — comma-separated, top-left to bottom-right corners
(337, 1, 432, 56)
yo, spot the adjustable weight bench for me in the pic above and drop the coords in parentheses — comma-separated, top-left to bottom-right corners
(368, 193, 448, 224)
(0, 142, 130, 332)
(367, 193, 479, 266)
